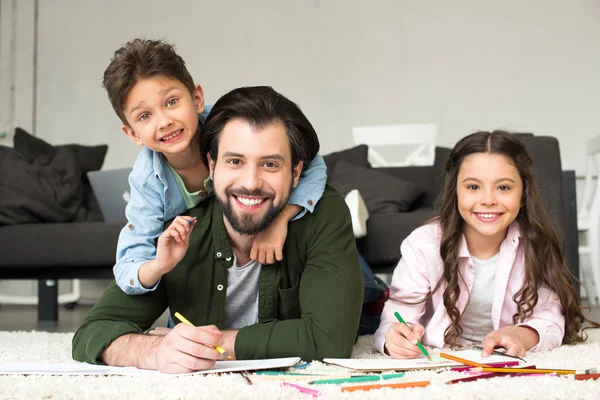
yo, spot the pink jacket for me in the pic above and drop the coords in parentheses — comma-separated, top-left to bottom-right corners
(373, 221, 564, 354)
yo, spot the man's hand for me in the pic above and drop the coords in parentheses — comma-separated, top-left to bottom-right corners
(155, 323, 225, 374)
(481, 326, 539, 358)
(384, 321, 427, 359)
(155, 216, 197, 274)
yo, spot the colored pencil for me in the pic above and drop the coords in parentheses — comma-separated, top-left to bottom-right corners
(394, 312, 431, 361)
(440, 352, 491, 368)
(341, 380, 430, 392)
(477, 367, 597, 375)
(310, 372, 406, 385)
(173, 312, 231, 359)
(575, 373, 600, 380)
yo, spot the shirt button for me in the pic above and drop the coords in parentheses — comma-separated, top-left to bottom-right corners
(307, 200, 313, 206)
(226, 257, 232, 262)
(217, 284, 224, 291)
(216, 252, 222, 257)
(127, 224, 134, 230)
(129, 279, 134, 286)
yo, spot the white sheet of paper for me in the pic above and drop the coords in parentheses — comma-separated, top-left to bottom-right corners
(0, 357, 301, 376)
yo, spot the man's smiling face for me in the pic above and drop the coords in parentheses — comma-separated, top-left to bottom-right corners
(209, 118, 303, 235)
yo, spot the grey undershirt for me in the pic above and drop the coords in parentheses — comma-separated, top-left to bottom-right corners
(223, 256, 261, 330)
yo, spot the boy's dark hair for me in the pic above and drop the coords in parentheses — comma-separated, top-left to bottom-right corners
(102, 38, 195, 126)
(200, 86, 320, 174)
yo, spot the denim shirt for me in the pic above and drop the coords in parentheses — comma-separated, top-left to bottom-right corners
(114, 108, 328, 294)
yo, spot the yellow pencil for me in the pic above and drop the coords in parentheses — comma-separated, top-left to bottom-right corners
(173, 312, 232, 359)
(477, 367, 596, 375)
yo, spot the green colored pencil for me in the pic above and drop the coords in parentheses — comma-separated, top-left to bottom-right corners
(394, 311, 432, 361)
(310, 372, 406, 385)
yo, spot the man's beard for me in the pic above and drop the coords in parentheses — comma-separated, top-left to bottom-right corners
(216, 187, 288, 235)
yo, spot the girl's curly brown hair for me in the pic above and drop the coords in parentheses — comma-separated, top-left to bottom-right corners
(431, 130, 597, 347)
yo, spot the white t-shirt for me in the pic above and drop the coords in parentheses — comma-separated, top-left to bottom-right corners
(460, 253, 499, 343)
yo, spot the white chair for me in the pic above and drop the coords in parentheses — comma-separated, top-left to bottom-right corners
(578, 135, 600, 306)
(352, 123, 438, 167)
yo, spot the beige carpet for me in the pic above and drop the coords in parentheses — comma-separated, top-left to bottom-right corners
(0, 330, 600, 399)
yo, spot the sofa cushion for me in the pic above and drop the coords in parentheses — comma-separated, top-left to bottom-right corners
(14, 128, 108, 177)
(12, 127, 108, 222)
(329, 161, 422, 214)
(0, 222, 122, 266)
(323, 144, 371, 172)
(357, 211, 436, 266)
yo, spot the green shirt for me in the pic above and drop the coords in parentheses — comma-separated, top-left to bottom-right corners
(72, 185, 363, 364)
(166, 163, 211, 210)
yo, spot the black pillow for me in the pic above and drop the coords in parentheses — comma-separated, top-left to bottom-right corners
(323, 144, 371, 173)
(14, 127, 108, 176)
(329, 161, 423, 214)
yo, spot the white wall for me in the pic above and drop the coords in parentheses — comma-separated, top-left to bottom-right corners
(33, 0, 600, 175)
(2, 0, 599, 302)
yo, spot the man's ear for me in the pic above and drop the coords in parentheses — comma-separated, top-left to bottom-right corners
(194, 84, 205, 114)
(292, 161, 303, 188)
(207, 153, 216, 180)
(122, 124, 144, 146)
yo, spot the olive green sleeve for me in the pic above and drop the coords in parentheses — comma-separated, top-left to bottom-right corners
(71, 281, 168, 364)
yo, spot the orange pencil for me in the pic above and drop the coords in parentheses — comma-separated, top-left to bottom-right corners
(439, 352, 491, 368)
(341, 380, 430, 392)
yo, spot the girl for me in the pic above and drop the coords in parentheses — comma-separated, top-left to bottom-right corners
(374, 130, 595, 358)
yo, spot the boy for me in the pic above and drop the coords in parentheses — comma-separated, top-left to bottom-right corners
(102, 39, 327, 295)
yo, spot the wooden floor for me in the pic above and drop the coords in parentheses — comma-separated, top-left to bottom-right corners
(0, 301, 599, 333)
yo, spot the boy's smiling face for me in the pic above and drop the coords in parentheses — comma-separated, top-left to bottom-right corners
(121, 76, 204, 156)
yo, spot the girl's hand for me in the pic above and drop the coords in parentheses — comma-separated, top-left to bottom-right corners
(155, 216, 197, 273)
(250, 214, 288, 264)
(384, 321, 427, 359)
(481, 326, 538, 358)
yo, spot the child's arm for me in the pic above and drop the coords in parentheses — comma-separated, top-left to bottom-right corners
(251, 153, 327, 264)
(115, 174, 175, 294)
(138, 216, 197, 287)
(373, 232, 431, 356)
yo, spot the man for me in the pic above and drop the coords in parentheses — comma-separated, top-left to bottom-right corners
(72, 86, 363, 373)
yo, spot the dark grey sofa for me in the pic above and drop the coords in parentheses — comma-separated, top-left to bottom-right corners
(0, 131, 579, 325)
(0, 128, 122, 323)
(324, 134, 580, 290)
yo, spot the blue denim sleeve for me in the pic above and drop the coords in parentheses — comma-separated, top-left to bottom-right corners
(113, 173, 165, 295)
(287, 153, 328, 221)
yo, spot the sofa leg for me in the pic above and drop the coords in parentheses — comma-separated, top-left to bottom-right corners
(38, 279, 59, 323)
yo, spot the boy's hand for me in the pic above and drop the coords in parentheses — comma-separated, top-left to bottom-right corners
(384, 321, 427, 359)
(481, 326, 538, 358)
(251, 211, 291, 264)
(155, 216, 197, 274)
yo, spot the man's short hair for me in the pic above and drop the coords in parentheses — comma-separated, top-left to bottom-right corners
(102, 38, 196, 126)
(200, 86, 320, 173)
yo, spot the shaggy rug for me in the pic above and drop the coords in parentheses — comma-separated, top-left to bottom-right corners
(0, 330, 599, 399)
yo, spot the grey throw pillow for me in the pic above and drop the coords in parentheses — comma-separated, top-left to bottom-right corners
(329, 161, 423, 214)
(323, 144, 371, 172)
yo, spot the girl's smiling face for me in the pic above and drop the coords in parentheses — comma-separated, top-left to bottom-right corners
(457, 152, 523, 250)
